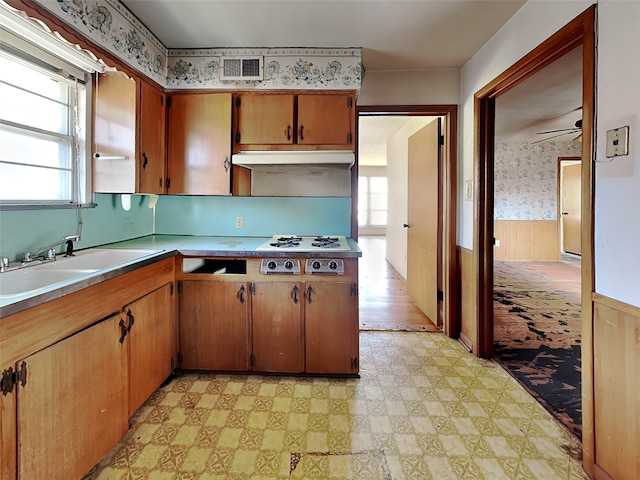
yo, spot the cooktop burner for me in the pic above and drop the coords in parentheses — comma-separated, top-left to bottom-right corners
(256, 235, 351, 252)
(269, 237, 303, 248)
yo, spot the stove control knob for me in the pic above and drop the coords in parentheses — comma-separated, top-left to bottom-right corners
(312, 261, 321, 270)
(329, 261, 338, 271)
(267, 260, 277, 270)
(284, 260, 294, 270)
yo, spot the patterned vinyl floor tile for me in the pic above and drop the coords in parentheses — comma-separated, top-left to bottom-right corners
(84, 332, 588, 479)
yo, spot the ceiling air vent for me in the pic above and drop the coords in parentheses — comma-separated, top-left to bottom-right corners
(220, 57, 263, 81)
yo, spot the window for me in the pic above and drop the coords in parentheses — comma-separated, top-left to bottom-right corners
(0, 44, 90, 205)
(358, 175, 388, 227)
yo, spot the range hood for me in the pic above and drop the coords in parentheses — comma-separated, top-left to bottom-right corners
(232, 150, 355, 169)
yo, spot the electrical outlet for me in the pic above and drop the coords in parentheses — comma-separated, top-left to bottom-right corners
(235, 216, 244, 229)
(495, 239, 501, 247)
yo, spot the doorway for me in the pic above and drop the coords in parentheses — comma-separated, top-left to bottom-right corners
(474, 4, 595, 464)
(355, 106, 458, 335)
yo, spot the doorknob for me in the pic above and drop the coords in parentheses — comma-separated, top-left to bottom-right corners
(403, 223, 410, 228)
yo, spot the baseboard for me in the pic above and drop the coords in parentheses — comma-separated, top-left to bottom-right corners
(459, 331, 473, 353)
(594, 464, 613, 480)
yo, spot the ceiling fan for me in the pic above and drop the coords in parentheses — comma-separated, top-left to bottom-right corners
(533, 112, 583, 144)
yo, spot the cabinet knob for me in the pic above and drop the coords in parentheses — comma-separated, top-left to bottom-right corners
(224, 157, 230, 172)
(403, 223, 410, 228)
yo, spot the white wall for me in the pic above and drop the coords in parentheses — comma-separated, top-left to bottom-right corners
(358, 69, 459, 105)
(459, 0, 594, 249)
(460, 0, 639, 306)
(386, 117, 437, 279)
(593, 0, 640, 306)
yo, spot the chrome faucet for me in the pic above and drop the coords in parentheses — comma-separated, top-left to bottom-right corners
(23, 235, 80, 264)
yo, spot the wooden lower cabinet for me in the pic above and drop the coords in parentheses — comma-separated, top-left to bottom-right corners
(179, 280, 251, 371)
(305, 281, 359, 375)
(252, 282, 304, 373)
(126, 283, 176, 416)
(17, 314, 128, 480)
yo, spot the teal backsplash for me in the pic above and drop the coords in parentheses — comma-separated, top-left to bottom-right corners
(154, 196, 352, 237)
(0, 195, 351, 261)
(0, 194, 154, 262)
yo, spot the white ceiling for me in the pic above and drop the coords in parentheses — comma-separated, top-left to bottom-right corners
(119, 0, 582, 159)
(120, 0, 526, 72)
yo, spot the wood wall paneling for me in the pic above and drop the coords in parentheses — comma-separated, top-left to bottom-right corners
(593, 293, 640, 480)
(493, 220, 559, 261)
(457, 247, 476, 352)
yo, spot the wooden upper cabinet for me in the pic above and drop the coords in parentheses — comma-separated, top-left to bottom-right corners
(234, 92, 355, 152)
(298, 94, 354, 146)
(93, 73, 166, 194)
(138, 81, 166, 194)
(167, 92, 232, 195)
(236, 94, 295, 145)
(93, 71, 137, 193)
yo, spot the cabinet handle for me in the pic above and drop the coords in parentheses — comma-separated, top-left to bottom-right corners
(224, 157, 230, 172)
(118, 318, 128, 343)
(166, 177, 171, 190)
(285, 125, 291, 140)
(299, 125, 305, 141)
(306, 285, 312, 303)
(126, 308, 135, 331)
(351, 283, 357, 296)
(292, 285, 299, 304)
(159, 177, 163, 188)
(237, 285, 245, 303)
(142, 152, 148, 169)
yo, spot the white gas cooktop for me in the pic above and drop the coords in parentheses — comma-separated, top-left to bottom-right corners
(256, 235, 351, 252)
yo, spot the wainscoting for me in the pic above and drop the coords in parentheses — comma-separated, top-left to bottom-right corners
(593, 294, 640, 480)
(494, 220, 559, 261)
(457, 246, 476, 352)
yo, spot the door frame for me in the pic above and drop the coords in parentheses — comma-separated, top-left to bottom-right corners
(355, 105, 458, 336)
(473, 5, 596, 473)
(558, 156, 582, 255)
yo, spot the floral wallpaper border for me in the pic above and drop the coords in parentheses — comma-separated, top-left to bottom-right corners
(494, 140, 581, 220)
(32, 0, 363, 90)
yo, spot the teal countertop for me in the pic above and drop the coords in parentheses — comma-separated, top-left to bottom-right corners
(111, 234, 362, 258)
(0, 235, 361, 317)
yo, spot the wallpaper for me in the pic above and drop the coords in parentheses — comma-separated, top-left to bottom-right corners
(494, 140, 581, 220)
(32, 0, 362, 90)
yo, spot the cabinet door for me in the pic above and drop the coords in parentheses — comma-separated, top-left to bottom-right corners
(93, 72, 137, 193)
(17, 314, 128, 480)
(179, 281, 250, 370)
(138, 81, 166, 194)
(126, 283, 175, 417)
(167, 93, 232, 195)
(252, 282, 304, 373)
(236, 94, 295, 145)
(1, 362, 17, 480)
(298, 94, 354, 146)
(305, 282, 359, 374)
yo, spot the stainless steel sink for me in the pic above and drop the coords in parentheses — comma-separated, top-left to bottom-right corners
(0, 268, 97, 296)
(0, 248, 163, 298)
(43, 248, 163, 270)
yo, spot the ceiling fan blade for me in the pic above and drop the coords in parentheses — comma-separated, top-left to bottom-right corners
(531, 131, 577, 144)
(536, 127, 581, 135)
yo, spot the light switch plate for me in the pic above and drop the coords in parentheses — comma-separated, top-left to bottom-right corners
(605, 126, 630, 158)
(464, 180, 473, 201)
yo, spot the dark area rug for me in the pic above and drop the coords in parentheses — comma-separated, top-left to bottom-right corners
(495, 344, 582, 439)
(493, 260, 582, 440)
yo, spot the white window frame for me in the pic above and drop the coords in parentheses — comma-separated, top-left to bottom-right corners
(0, 8, 102, 209)
(358, 173, 389, 231)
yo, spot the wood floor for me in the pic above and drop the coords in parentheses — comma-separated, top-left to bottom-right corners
(357, 236, 438, 332)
